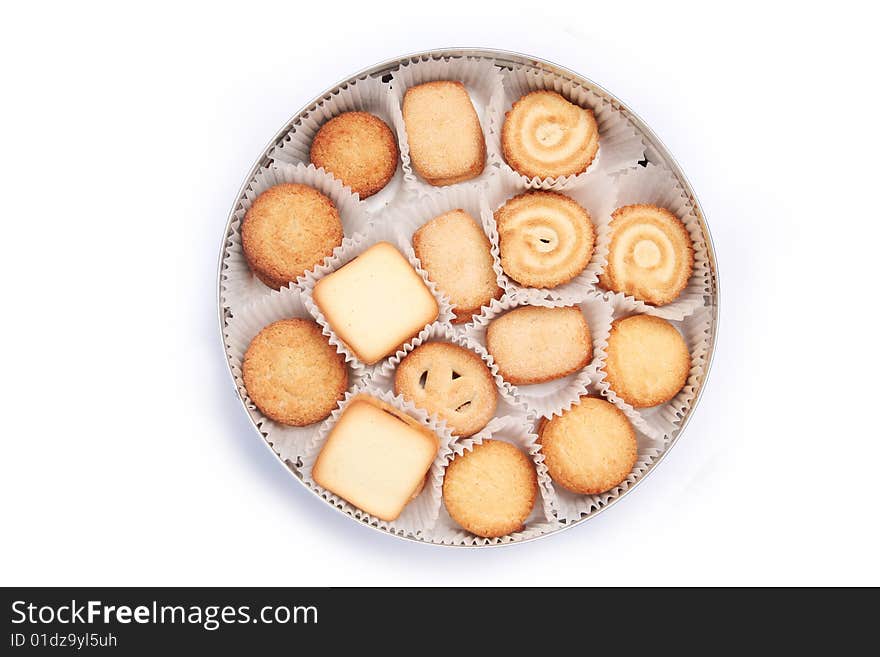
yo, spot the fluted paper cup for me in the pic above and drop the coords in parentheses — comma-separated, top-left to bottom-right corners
(298, 384, 457, 537)
(486, 64, 645, 191)
(223, 284, 366, 464)
(268, 74, 405, 212)
(220, 163, 370, 314)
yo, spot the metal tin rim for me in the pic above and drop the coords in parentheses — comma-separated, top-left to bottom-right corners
(216, 47, 720, 548)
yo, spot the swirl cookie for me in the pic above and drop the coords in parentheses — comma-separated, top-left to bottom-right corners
(604, 315, 690, 408)
(539, 397, 637, 494)
(412, 210, 502, 323)
(486, 306, 591, 385)
(310, 111, 398, 199)
(402, 81, 486, 186)
(494, 192, 594, 289)
(502, 90, 599, 179)
(599, 204, 693, 306)
(395, 342, 497, 437)
(242, 319, 348, 426)
(241, 183, 344, 289)
(443, 440, 538, 538)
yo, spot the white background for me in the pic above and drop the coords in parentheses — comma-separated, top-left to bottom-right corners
(2, 1, 878, 586)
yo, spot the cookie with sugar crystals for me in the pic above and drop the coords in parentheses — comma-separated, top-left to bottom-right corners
(310, 111, 398, 199)
(395, 342, 497, 437)
(502, 90, 599, 179)
(539, 397, 637, 494)
(402, 81, 486, 186)
(412, 209, 502, 323)
(442, 439, 538, 538)
(243, 319, 348, 426)
(603, 314, 690, 408)
(241, 183, 343, 289)
(486, 305, 591, 385)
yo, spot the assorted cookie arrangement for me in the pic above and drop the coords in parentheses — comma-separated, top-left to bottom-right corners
(221, 56, 714, 544)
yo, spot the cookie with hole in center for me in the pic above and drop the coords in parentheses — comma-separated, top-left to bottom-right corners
(604, 314, 690, 408)
(443, 439, 538, 538)
(539, 397, 637, 494)
(243, 318, 348, 426)
(395, 342, 497, 437)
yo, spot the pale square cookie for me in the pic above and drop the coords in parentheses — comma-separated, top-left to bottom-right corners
(312, 395, 439, 521)
(313, 242, 439, 365)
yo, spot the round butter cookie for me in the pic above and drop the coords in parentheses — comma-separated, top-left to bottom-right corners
(242, 183, 343, 289)
(310, 111, 398, 199)
(442, 440, 538, 538)
(243, 319, 348, 426)
(395, 342, 497, 437)
(599, 204, 693, 306)
(501, 90, 599, 179)
(539, 397, 637, 494)
(604, 315, 690, 408)
(495, 191, 594, 288)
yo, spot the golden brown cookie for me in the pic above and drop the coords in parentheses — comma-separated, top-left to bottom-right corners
(599, 204, 694, 306)
(539, 397, 637, 494)
(241, 183, 343, 289)
(412, 209, 502, 323)
(502, 90, 599, 179)
(486, 306, 591, 385)
(395, 342, 497, 437)
(310, 111, 398, 199)
(402, 81, 486, 186)
(242, 319, 348, 426)
(604, 315, 690, 408)
(442, 440, 538, 538)
(495, 191, 595, 288)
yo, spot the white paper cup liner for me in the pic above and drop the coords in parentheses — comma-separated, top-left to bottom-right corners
(368, 322, 527, 436)
(220, 163, 371, 315)
(298, 384, 457, 537)
(547, 424, 664, 524)
(597, 163, 711, 321)
(223, 284, 366, 464)
(596, 299, 714, 441)
(389, 55, 502, 195)
(375, 183, 507, 329)
(267, 74, 405, 213)
(424, 413, 561, 546)
(467, 293, 614, 418)
(486, 64, 646, 191)
(484, 171, 618, 301)
(299, 221, 455, 378)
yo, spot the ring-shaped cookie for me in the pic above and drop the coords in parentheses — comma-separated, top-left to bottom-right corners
(502, 90, 599, 179)
(599, 204, 693, 306)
